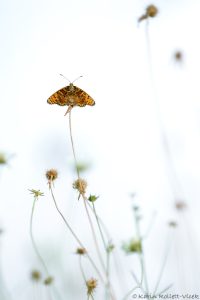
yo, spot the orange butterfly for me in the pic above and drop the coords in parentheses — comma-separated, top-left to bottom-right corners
(47, 76, 95, 115)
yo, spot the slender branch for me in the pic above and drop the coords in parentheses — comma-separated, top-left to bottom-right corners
(30, 197, 49, 276)
(133, 207, 148, 293)
(68, 111, 106, 274)
(91, 202, 107, 251)
(153, 235, 171, 295)
(69, 111, 80, 179)
(68, 111, 116, 300)
(49, 185, 104, 283)
(82, 196, 106, 273)
(79, 256, 87, 283)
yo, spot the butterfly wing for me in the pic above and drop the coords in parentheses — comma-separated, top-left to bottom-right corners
(47, 85, 95, 107)
(47, 86, 71, 106)
(71, 86, 95, 107)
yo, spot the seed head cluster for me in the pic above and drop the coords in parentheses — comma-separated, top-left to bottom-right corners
(73, 178, 87, 195)
(138, 4, 158, 22)
(86, 278, 98, 296)
(76, 247, 87, 255)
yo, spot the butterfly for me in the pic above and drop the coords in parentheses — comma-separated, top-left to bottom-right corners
(47, 76, 95, 115)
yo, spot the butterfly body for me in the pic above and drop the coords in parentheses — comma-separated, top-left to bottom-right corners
(47, 83, 95, 109)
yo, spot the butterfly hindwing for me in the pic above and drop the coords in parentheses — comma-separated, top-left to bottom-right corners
(73, 86, 95, 107)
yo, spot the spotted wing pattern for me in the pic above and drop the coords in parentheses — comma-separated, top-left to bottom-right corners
(47, 85, 95, 107)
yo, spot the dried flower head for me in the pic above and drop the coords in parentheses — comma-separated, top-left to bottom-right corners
(31, 270, 41, 281)
(46, 169, 58, 181)
(73, 178, 87, 196)
(29, 189, 44, 199)
(76, 247, 87, 255)
(175, 200, 187, 211)
(175, 51, 182, 61)
(146, 5, 158, 17)
(86, 278, 98, 296)
(173, 50, 184, 65)
(138, 4, 158, 22)
(122, 239, 142, 254)
(44, 276, 54, 285)
(46, 169, 58, 188)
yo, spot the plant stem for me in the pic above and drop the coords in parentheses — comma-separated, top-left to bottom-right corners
(92, 202, 107, 251)
(69, 110, 80, 179)
(82, 195, 106, 274)
(91, 202, 112, 300)
(68, 111, 116, 300)
(68, 111, 106, 273)
(30, 197, 49, 276)
(49, 185, 104, 283)
(79, 256, 87, 282)
(153, 234, 171, 295)
(133, 207, 149, 293)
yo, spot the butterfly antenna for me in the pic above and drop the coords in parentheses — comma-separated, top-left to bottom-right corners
(59, 74, 71, 83)
(72, 75, 83, 84)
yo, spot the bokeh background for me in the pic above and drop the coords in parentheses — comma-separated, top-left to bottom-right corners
(1, 0, 200, 298)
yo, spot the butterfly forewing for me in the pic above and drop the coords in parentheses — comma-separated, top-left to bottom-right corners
(47, 85, 95, 107)
(47, 87, 70, 106)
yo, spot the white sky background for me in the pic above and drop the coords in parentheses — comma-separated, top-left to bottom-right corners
(1, 0, 200, 298)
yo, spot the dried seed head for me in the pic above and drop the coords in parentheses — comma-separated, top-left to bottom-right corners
(31, 270, 41, 281)
(46, 169, 58, 188)
(175, 200, 187, 211)
(175, 51, 182, 61)
(86, 278, 98, 296)
(76, 247, 87, 255)
(174, 50, 184, 65)
(73, 178, 87, 195)
(138, 4, 158, 23)
(146, 5, 158, 17)
(44, 276, 54, 285)
(46, 169, 58, 182)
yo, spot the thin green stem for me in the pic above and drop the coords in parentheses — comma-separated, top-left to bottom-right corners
(79, 256, 87, 283)
(49, 185, 104, 283)
(153, 234, 171, 295)
(86, 201, 112, 241)
(133, 207, 148, 293)
(156, 283, 173, 296)
(68, 111, 116, 300)
(131, 271, 146, 294)
(105, 250, 111, 300)
(91, 202, 107, 251)
(68, 111, 106, 274)
(142, 211, 157, 240)
(82, 196, 106, 273)
(30, 197, 49, 276)
(69, 111, 80, 179)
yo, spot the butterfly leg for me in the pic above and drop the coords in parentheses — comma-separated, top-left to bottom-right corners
(64, 105, 73, 116)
